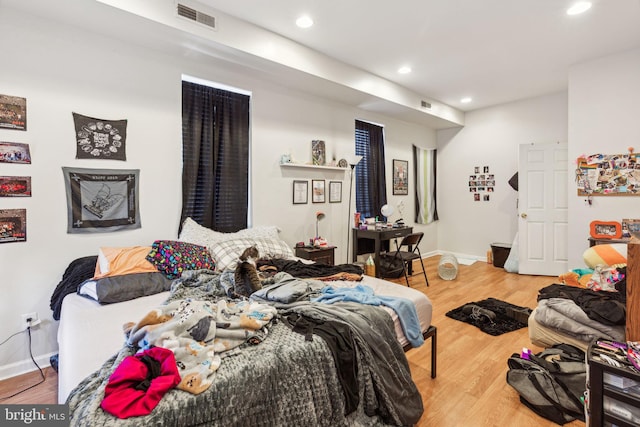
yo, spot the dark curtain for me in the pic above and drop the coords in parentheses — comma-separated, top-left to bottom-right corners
(180, 81, 250, 233)
(355, 120, 387, 219)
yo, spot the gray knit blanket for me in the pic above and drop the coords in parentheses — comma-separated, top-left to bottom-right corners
(67, 270, 423, 426)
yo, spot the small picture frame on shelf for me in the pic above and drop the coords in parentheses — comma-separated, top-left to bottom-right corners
(590, 220, 622, 239)
(622, 218, 640, 239)
(311, 140, 326, 166)
(312, 179, 325, 203)
(329, 181, 342, 203)
(293, 180, 308, 204)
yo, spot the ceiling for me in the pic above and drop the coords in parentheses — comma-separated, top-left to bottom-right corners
(196, 0, 640, 111)
(6, 0, 640, 125)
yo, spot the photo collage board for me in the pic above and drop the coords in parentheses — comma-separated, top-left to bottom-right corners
(469, 165, 495, 202)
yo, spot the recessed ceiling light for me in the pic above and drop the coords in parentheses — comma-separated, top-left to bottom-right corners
(567, 2, 592, 15)
(460, 97, 472, 104)
(398, 66, 412, 74)
(296, 15, 314, 28)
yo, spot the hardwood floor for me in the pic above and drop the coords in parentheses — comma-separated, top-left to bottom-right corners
(0, 366, 57, 405)
(393, 256, 584, 427)
(0, 257, 585, 426)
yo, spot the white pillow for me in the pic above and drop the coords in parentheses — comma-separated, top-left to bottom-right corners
(210, 237, 294, 271)
(179, 217, 280, 249)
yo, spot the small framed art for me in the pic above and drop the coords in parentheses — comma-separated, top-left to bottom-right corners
(392, 159, 408, 195)
(589, 220, 622, 239)
(0, 94, 27, 130)
(329, 181, 342, 203)
(0, 176, 31, 197)
(293, 180, 308, 204)
(622, 218, 640, 239)
(0, 208, 27, 243)
(312, 179, 325, 203)
(0, 141, 31, 164)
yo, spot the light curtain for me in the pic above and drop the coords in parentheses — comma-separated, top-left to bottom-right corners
(413, 145, 438, 224)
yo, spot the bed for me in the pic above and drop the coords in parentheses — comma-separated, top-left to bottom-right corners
(53, 220, 435, 426)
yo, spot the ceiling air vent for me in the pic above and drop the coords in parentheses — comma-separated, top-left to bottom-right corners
(177, 4, 217, 30)
(421, 100, 432, 109)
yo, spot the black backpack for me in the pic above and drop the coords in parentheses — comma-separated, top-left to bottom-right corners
(506, 343, 586, 425)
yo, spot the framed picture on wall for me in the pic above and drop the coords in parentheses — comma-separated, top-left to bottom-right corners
(0, 141, 31, 164)
(312, 179, 325, 203)
(329, 181, 342, 203)
(293, 180, 308, 204)
(0, 176, 31, 197)
(0, 94, 27, 130)
(0, 208, 27, 243)
(392, 159, 409, 195)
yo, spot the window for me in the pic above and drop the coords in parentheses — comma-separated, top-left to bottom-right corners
(354, 119, 387, 219)
(181, 78, 250, 233)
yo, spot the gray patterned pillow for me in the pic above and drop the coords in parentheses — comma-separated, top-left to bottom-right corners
(179, 218, 281, 250)
(210, 237, 294, 271)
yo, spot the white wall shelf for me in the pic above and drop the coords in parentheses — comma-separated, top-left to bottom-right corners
(280, 163, 348, 172)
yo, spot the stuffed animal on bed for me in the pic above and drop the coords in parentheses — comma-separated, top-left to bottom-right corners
(233, 246, 262, 297)
(558, 269, 592, 288)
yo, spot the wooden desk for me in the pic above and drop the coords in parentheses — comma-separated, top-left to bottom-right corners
(352, 226, 413, 278)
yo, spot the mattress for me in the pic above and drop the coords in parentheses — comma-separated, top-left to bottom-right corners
(57, 292, 169, 404)
(57, 274, 432, 404)
(528, 307, 590, 352)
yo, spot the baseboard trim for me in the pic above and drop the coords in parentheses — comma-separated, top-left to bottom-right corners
(0, 352, 55, 381)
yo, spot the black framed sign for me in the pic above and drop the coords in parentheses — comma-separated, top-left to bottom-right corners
(312, 179, 325, 203)
(329, 181, 342, 203)
(393, 159, 409, 195)
(293, 180, 308, 204)
(62, 167, 140, 233)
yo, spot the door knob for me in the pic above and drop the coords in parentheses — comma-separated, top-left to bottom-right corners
(520, 213, 527, 219)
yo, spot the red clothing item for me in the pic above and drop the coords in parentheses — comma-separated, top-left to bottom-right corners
(101, 347, 181, 418)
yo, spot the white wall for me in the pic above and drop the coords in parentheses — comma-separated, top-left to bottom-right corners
(4, 1, 637, 381)
(567, 48, 640, 267)
(436, 92, 568, 259)
(0, 6, 435, 377)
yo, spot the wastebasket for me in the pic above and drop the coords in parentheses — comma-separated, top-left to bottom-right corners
(491, 243, 512, 268)
(438, 253, 459, 280)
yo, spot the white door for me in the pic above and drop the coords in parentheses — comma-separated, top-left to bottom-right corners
(518, 142, 568, 275)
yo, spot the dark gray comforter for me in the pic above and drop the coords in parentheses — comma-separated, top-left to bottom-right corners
(66, 270, 423, 426)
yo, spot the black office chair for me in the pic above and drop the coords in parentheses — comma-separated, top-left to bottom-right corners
(381, 232, 429, 287)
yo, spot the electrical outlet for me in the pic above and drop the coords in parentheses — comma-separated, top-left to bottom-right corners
(21, 312, 41, 328)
